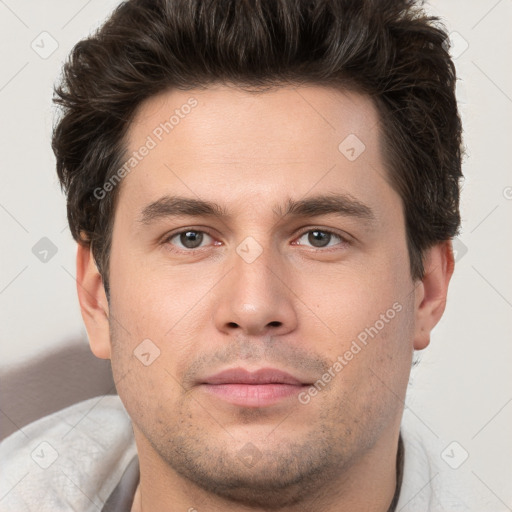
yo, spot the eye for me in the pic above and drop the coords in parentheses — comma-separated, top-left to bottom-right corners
(166, 230, 215, 250)
(163, 227, 349, 253)
(293, 229, 347, 249)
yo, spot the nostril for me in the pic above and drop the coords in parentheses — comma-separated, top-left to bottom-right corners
(268, 321, 282, 327)
(227, 322, 239, 328)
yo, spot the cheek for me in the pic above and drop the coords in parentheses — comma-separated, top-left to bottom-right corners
(108, 249, 194, 336)
(332, 290, 415, 400)
(107, 252, 217, 387)
(307, 263, 406, 337)
(307, 253, 415, 388)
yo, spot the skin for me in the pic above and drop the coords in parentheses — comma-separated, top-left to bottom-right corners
(76, 84, 454, 512)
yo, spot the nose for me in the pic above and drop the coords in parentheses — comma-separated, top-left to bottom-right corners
(212, 242, 298, 338)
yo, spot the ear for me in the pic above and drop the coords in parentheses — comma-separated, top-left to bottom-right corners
(76, 243, 111, 359)
(413, 240, 455, 351)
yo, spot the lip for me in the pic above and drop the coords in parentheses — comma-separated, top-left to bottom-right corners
(202, 368, 305, 386)
(199, 368, 308, 407)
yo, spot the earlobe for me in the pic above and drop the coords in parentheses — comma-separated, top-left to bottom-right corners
(413, 240, 455, 351)
(76, 243, 111, 359)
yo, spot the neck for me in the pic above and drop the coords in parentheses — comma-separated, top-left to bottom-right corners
(131, 427, 402, 512)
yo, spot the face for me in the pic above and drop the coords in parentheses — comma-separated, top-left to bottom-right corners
(99, 85, 421, 504)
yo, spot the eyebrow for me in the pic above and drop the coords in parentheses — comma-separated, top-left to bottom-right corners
(138, 193, 376, 225)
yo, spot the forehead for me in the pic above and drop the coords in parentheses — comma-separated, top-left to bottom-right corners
(126, 84, 379, 157)
(117, 84, 394, 220)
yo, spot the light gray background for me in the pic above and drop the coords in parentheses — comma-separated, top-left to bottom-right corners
(0, 0, 511, 508)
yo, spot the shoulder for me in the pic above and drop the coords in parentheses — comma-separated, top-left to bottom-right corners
(397, 408, 496, 512)
(0, 395, 136, 512)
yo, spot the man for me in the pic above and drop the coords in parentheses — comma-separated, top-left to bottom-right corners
(0, 0, 491, 510)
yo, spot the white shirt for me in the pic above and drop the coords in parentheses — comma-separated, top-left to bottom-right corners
(0, 395, 497, 511)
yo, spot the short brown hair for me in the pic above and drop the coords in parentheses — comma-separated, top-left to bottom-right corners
(52, 0, 463, 296)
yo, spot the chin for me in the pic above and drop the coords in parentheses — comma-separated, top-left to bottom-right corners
(158, 430, 343, 508)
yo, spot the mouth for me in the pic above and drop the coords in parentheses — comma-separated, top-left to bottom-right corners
(199, 368, 310, 408)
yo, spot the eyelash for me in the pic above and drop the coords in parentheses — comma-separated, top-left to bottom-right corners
(162, 227, 351, 253)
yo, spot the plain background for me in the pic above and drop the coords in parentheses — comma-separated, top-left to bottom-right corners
(0, 0, 511, 508)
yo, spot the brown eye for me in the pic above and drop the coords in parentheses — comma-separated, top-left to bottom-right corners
(167, 230, 213, 250)
(307, 230, 331, 247)
(180, 231, 203, 248)
(295, 229, 345, 249)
